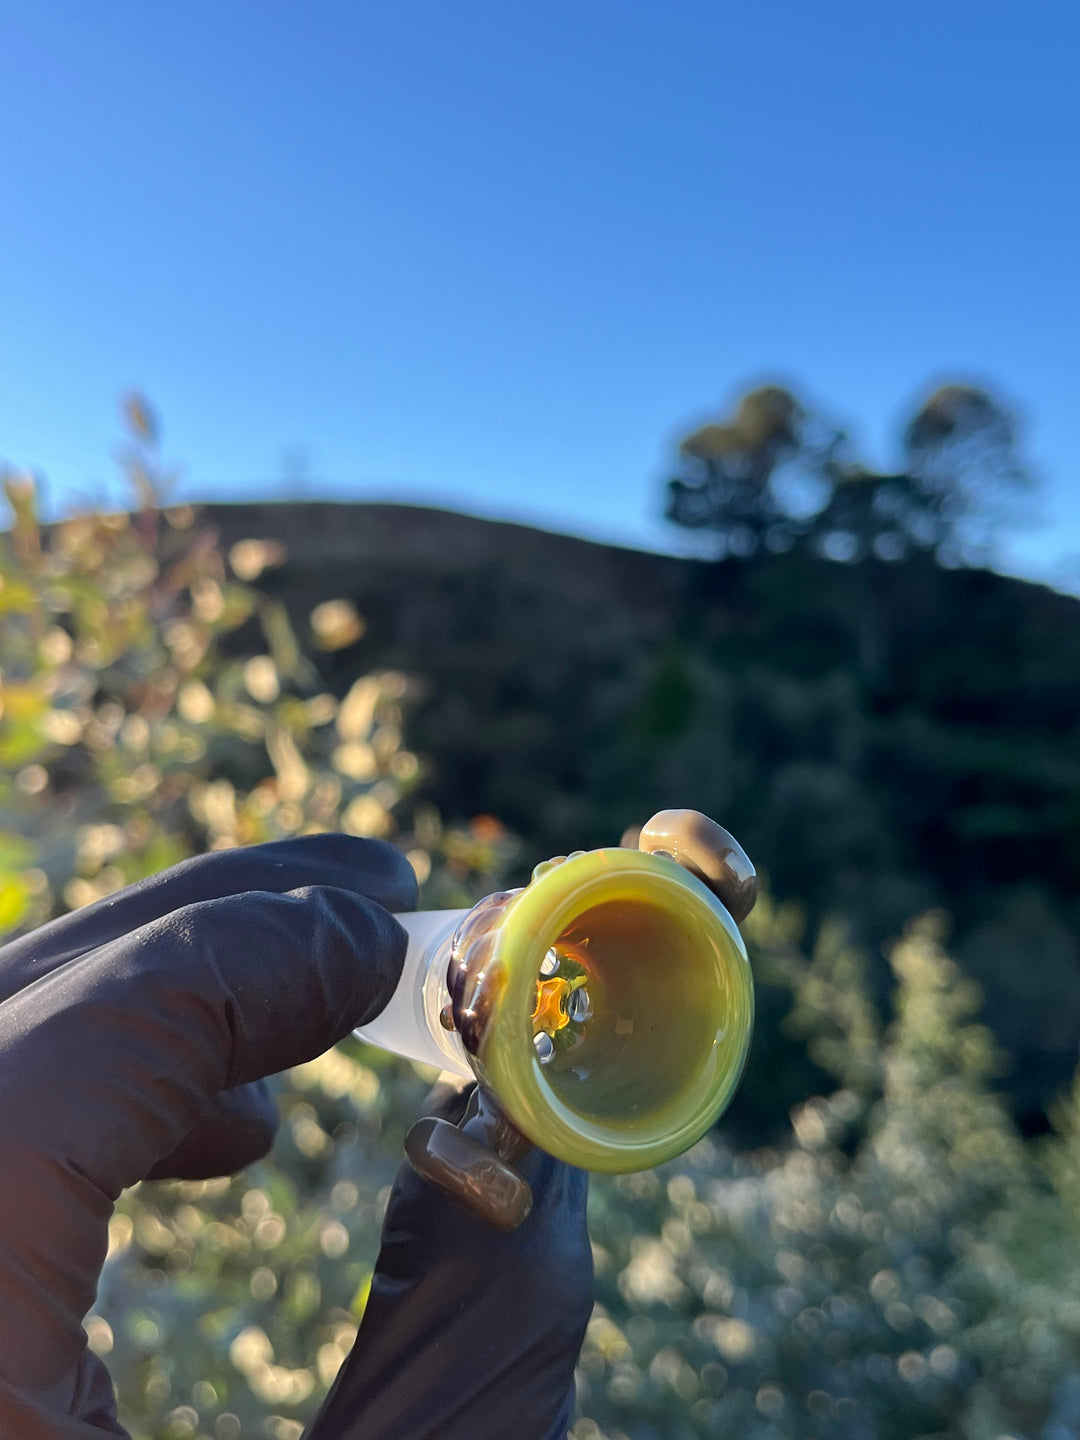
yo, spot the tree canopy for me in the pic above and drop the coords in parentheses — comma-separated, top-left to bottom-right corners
(665, 382, 1035, 567)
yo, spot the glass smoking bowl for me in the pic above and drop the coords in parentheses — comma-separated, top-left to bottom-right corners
(355, 809, 757, 1228)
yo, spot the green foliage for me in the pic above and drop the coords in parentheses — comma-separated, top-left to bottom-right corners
(0, 404, 514, 936)
(576, 917, 1080, 1440)
(0, 405, 517, 1438)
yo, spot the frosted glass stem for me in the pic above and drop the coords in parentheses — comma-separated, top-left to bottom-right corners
(353, 909, 473, 1079)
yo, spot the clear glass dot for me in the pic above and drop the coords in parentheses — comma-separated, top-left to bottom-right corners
(533, 1032, 555, 1063)
(567, 987, 592, 1023)
(539, 948, 560, 977)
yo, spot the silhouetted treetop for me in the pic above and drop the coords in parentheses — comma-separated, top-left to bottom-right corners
(666, 380, 1034, 566)
(667, 386, 809, 557)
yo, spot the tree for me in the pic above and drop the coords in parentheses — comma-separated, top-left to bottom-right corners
(898, 383, 1033, 565)
(665, 381, 1034, 567)
(665, 386, 808, 558)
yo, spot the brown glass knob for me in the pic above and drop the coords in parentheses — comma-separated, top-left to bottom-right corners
(405, 1087, 534, 1232)
(638, 809, 758, 923)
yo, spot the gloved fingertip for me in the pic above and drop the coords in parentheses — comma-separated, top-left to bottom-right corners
(145, 1081, 279, 1181)
(418, 1074, 476, 1126)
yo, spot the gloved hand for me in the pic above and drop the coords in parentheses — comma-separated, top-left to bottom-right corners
(314, 1074, 592, 1440)
(0, 835, 592, 1439)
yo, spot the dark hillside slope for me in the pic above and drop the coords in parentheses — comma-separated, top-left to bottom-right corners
(206, 501, 1080, 1127)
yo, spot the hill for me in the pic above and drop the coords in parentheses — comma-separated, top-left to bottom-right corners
(204, 500, 1080, 1130)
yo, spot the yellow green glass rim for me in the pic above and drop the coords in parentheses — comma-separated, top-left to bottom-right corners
(477, 847, 754, 1172)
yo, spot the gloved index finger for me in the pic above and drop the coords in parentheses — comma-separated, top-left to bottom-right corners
(0, 881, 409, 1409)
(0, 832, 418, 1003)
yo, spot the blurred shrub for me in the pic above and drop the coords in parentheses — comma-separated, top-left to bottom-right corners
(575, 905, 1080, 1440)
(0, 400, 514, 932)
(0, 403, 516, 1439)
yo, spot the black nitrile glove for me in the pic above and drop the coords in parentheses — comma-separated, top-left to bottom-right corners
(312, 1074, 592, 1440)
(0, 835, 592, 1439)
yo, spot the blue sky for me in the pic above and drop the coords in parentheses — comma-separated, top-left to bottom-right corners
(2, 1, 1077, 589)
